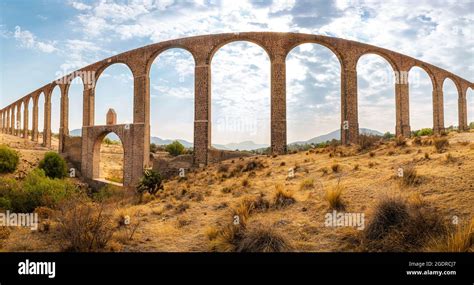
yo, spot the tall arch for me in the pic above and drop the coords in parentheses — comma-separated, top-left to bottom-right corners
(468, 87, 474, 128)
(50, 85, 61, 150)
(443, 77, 458, 130)
(210, 41, 271, 150)
(286, 43, 341, 144)
(18, 102, 24, 137)
(357, 54, 397, 135)
(38, 92, 45, 142)
(408, 66, 433, 132)
(149, 48, 195, 145)
(67, 76, 85, 136)
(94, 63, 134, 126)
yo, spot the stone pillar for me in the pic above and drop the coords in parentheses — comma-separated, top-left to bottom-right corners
(271, 57, 287, 154)
(395, 79, 411, 137)
(44, 94, 52, 148)
(0, 111, 3, 133)
(23, 99, 29, 139)
(458, 88, 468, 131)
(83, 87, 94, 127)
(106, 108, 117, 125)
(133, 73, 150, 172)
(194, 64, 211, 166)
(59, 88, 69, 152)
(32, 95, 39, 142)
(432, 82, 444, 134)
(341, 65, 359, 145)
(16, 104, 21, 137)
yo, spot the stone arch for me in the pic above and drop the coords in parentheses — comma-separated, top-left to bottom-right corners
(357, 53, 397, 134)
(18, 101, 25, 137)
(408, 64, 437, 91)
(92, 130, 125, 184)
(65, 75, 85, 134)
(467, 87, 474, 127)
(210, 40, 271, 148)
(145, 45, 197, 76)
(442, 77, 459, 129)
(285, 42, 342, 143)
(94, 63, 135, 126)
(284, 40, 343, 68)
(37, 91, 45, 139)
(94, 60, 136, 81)
(208, 38, 272, 64)
(408, 66, 434, 131)
(149, 47, 196, 144)
(355, 50, 399, 74)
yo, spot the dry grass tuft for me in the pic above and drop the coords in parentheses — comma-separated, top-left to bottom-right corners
(324, 183, 345, 210)
(331, 163, 341, 173)
(426, 218, 473, 252)
(400, 165, 420, 187)
(359, 196, 445, 252)
(434, 137, 449, 153)
(299, 178, 314, 191)
(272, 184, 296, 209)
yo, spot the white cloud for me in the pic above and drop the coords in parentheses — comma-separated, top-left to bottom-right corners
(13, 26, 57, 53)
(71, 1, 92, 11)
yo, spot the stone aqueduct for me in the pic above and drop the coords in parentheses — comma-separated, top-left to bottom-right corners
(1, 32, 473, 186)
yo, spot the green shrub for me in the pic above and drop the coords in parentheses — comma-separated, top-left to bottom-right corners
(0, 197, 11, 210)
(1, 169, 76, 212)
(39, 152, 68, 179)
(0, 145, 19, 173)
(414, 128, 433, 137)
(150, 143, 158, 153)
(93, 184, 125, 202)
(165, 140, 185, 156)
(137, 169, 163, 196)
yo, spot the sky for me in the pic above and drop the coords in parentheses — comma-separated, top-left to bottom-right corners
(0, 0, 473, 145)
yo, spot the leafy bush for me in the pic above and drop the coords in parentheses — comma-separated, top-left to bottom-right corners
(165, 140, 185, 156)
(383, 132, 395, 140)
(149, 143, 158, 153)
(39, 152, 68, 179)
(469, 122, 474, 129)
(137, 169, 163, 195)
(0, 169, 76, 212)
(413, 128, 433, 137)
(0, 145, 19, 173)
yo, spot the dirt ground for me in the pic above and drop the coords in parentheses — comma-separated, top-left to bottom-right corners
(1, 131, 473, 252)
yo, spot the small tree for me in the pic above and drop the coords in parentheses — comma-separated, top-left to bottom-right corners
(39, 152, 68, 179)
(165, 140, 185, 156)
(150, 143, 158, 153)
(0, 145, 19, 173)
(137, 169, 163, 196)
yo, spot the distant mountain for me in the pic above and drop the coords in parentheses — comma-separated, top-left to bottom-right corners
(221, 141, 269, 151)
(290, 128, 384, 145)
(150, 137, 193, 148)
(70, 128, 382, 150)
